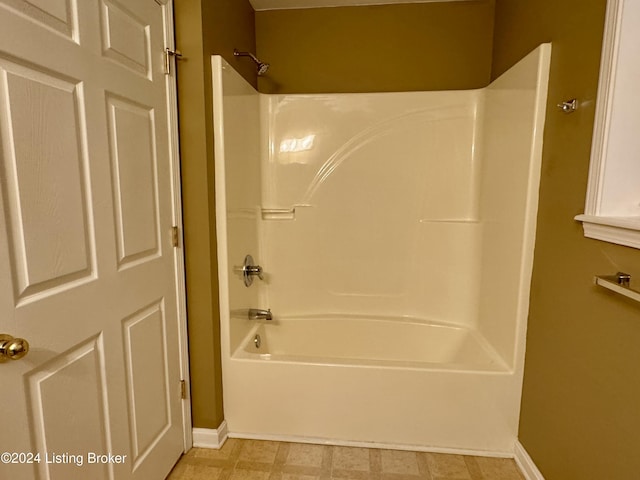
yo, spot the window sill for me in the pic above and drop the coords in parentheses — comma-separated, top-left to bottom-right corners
(575, 214, 640, 249)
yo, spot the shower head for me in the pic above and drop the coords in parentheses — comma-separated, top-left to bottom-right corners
(233, 49, 270, 76)
(257, 62, 270, 76)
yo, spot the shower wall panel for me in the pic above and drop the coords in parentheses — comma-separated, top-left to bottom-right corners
(212, 57, 265, 354)
(477, 46, 551, 368)
(212, 45, 551, 452)
(261, 92, 482, 325)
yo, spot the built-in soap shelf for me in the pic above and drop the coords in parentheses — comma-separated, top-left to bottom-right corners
(419, 218, 480, 224)
(261, 205, 311, 220)
(261, 208, 296, 220)
(594, 272, 640, 303)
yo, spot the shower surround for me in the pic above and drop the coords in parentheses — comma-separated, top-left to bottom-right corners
(213, 45, 551, 454)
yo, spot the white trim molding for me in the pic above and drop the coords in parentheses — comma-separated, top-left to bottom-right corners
(193, 421, 229, 449)
(575, 214, 640, 249)
(514, 441, 545, 480)
(575, 0, 640, 249)
(159, 0, 193, 451)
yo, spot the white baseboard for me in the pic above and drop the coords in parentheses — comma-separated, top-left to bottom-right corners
(227, 431, 513, 458)
(192, 421, 228, 449)
(514, 441, 545, 480)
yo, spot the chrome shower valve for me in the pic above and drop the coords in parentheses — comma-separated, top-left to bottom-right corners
(242, 254, 264, 287)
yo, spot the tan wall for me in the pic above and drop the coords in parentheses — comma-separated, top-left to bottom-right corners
(255, 1, 494, 94)
(493, 1, 640, 478)
(174, 0, 256, 429)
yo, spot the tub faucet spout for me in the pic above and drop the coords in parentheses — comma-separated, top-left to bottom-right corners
(248, 308, 272, 321)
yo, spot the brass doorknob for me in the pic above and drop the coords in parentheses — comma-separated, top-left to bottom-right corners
(0, 334, 29, 362)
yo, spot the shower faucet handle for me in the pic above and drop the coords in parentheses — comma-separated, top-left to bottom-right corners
(242, 254, 264, 287)
(245, 264, 263, 279)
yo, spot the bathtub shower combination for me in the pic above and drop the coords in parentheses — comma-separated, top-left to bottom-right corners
(213, 45, 551, 455)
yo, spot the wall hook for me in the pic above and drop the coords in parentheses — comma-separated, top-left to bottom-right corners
(557, 98, 577, 114)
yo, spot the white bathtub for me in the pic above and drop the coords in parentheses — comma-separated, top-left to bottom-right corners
(223, 314, 521, 454)
(236, 315, 508, 372)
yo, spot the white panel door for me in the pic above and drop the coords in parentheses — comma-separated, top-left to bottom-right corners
(0, 1, 186, 479)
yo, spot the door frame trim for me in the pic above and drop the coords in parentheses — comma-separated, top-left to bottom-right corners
(161, 0, 193, 451)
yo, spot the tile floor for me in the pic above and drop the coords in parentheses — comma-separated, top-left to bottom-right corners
(166, 439, 525, 480)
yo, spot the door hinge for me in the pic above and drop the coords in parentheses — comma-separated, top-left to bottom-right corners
(164, 48, 182, 75)
(171, 226, 179, 247)
(180, 380, 187, 399)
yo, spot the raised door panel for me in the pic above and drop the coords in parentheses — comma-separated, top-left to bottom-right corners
(100, 0, 150, 79)
(106, 94, 160, 269)
(0, 0, 78, 41)
(26, 336, 112, 480)
(0, 59, 95, 303)
(122, 301, 171, 471)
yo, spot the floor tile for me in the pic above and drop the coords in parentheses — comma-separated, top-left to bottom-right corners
(426, 453, 471, 480)
(282, 474, 319, 480)
(229, 468, 271, 480)
(286, 444, 325, 468)
(474, 457, 524, 480)
(380, 449, 420, 475)
(179, 464, 224, 480)
(331, 446, 370, 472)
(192, 439, 241, 461)
(239, 440, 280, 464)
(166, 439, 526, 480)
(330, 471, 371, 480)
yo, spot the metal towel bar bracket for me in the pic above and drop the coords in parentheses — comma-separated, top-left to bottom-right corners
(594, 272, 640, 303)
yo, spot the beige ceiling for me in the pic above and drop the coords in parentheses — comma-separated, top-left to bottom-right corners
(249, 0, 469, 11)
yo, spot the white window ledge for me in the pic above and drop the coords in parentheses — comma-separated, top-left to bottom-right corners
(575, 214, 640, 249)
